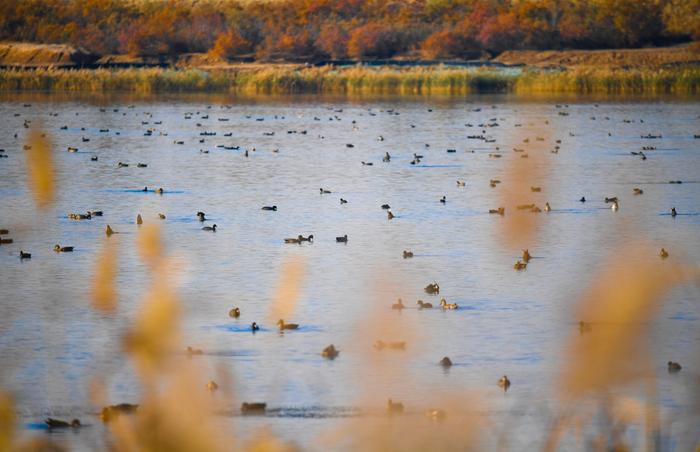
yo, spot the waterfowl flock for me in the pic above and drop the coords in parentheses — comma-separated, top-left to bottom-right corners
(1, 100, 696, 443)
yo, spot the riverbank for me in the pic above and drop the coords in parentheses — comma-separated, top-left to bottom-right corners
(1, 65, 699, 95)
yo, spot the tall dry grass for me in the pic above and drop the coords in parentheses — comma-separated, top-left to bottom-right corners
(1, 66, 699, 95)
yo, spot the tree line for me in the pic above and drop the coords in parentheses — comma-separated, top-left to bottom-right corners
(1, 0, 698, 61)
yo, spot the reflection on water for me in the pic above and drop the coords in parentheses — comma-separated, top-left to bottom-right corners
(0, 93, 699, 450)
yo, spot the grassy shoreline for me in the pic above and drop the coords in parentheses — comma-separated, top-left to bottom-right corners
(1, 65, 699, 95)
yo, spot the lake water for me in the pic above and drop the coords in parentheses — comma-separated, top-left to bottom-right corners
(0, 93, 699, 450)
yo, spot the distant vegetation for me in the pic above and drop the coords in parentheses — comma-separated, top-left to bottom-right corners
(0, 0, 698, 61)
(2, 66, 699, 95)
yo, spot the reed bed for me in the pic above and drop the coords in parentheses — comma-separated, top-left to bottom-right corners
(2, 65, 699, 95)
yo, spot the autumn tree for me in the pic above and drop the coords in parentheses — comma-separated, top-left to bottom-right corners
(209, 29, 253, 60)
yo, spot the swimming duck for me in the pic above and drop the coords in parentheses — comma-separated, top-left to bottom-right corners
(387, 211, 394, 220)
(667, 361, 682, 373)
(197, 211, 206, 221)
(605, 197, 618, 203)
(381, 204, 391, 210)
(579, 197, 586, 203)
(382, 152, 391, 162)
(439, 298, 458, 310)
(633, 188, 643, 195)
(229, 307, 241, 318)
(320, 188, 331, 194)
(489, 207, 505, 215)
(88, 211, 103, 217)
(261, 206, 277, 211)
(206, 381, 219, 392)
(19, 250, 31, 259)
(336, 235, 348, 243)
(105, 225, 114, 236)
(578, 321, 592, 333)
(0, 238, 13, 245)
(374, 340, 406, 350)
(322, 344, 339, 359)
(392, 299, 405, 310)
(0, 229, 8, 235)
(136, 163, 147, 168)
(136, 214, 143, 225)
(251, 322, 259, 332)
(513, 260, 527, 270)
(531, 186, 541, 192)
(186, 346, 203, 356)
(440, 356, 453, 367)
(202, 224, 217, 231)
(158, 213, 166, 219)
(403, 250, 413, 258)
(671, 207, 677, 217)
(659, 248, 669, 259)
(361, 161, 373, 166)
(91, 156, 98, 161)
(156, 188, 163, 194)
(440, 196, 446, 203)
(424, 283, 440, 294)
(277, 319, 299, 330)
(387, 399, 404, 415)
(416, 300, 433, 309)
(45, 418, 81, 428)
(241, 402, 267, 414)
(457, 180, 466, 187)
(498, 375, 511, 390)
(142, 187, 149, 192)
(100, 403, 139, 422)
(284, 235, 303, 244)
(54, 244, 74, 252)
(544, 202, 551, 212)
(340, 198, 348, 204)
(118, 162, 129, 168)
(522, 249, 531, 262)
(300, 234, 313, 242)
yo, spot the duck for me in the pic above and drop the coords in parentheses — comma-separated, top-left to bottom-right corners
(579, 196, 586, 203)
(382, 152, 391, 162)
(633, 188, 644, 195)
(671, 207, 677, 217)
(142, 186, 149, 192)
(667, 361, 682, 373)
(530, 186, 541, 192)
(440, 357, 453, 367)
(54, 244, 74, 252)
(544, 202, 551, 212)
(261, 206, 277, 211)
(578, 321, 592, 333)
(91, 156, 98, 161)
(45, 418, 81, 429)
(136, 214, 143, 225)
(440, 196, 446, 204)
(605, 197, 618, 203)
(387, 399, 404, 415)
(424, 282, 440, 294)
(340, 198, 348, 204)
(387, 211, 394, 220)
(300, 234, 313, 242)
(381, 204, 391, 210)
(156, 188, 164, 194)
(498, 375, 511, 390)
(0, 229, 8, 235)
(392, 299, 405, 310)
(361, 161, 373, 166)
(374, 340, 406, 350)
(416, 300, 433, 309)
(186, 346, 203, 356)
(522, 249, 531, 262)
(118, 162, 129, 168)
(229, 307, 241, 318)
(336, 235, 348, 243)
(158, 213, 166, 219)
(105, 225, 114, 236)
(0, 238, 13, 245)
(202, 224, 217, 231)
(100, 403, 139, 422)
(457, 180, 466, 187)
(402, 250, 413, 258)
(88, 210, 103, 217)
(439, 298, 458, 310)
(241, 402, 267, 414)
(284, 235, 303, 244)
(206, 381, 219, 392)
(197, 211, 206, 221)
(136, 163, 147, 168)
(611, 201, 619, 211)
(489, 207, 505, 215)
(321, 344, 339, 359)
(659, 248, 669, 259)
(251, 322, 259, 332)
(19, 250, 31, 259)
(513, 260, 527, 270)
(320, 188, 331, 194)
(277, 319, 299, 330)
